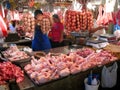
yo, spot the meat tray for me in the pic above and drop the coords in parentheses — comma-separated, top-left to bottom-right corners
(33, 51, 46, 58)
(86, 40, 106, 44)
(27, 74, 68, 86)
(20, 62, 69, 86)
(69, 44, 83, 49)
(20, 56, 119, 86)
(9, 57, 31, 63)
(21, 60, 117, 87)
(2, 51, 31, 63)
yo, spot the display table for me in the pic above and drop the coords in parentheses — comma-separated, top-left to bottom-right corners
(2, 39, 70, 49)
(17, 46, 120, 90)
(1, 39, 32, 47)
(4, 39, 32, 44)
(0, 39, 31, 51)
(17, 61, 117, 90)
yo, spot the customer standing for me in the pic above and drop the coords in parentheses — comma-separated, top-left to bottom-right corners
(114, 9, 120, 31)
(113, 9, 120, 39)
(32, 10, 51, 51)
(50, 14, 64, 48)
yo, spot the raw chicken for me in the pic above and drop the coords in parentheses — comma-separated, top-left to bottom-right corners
(24, 48, 117, 85)
(59, 68, 70, 77)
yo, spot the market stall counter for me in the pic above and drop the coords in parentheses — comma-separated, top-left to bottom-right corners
(17, 61, 117, 90)
(4, 39, 32, 46)
(17, 45, 120, 90)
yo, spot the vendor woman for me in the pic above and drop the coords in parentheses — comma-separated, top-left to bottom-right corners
(32, 10, 51, 51)
(50, 14, 64, 48)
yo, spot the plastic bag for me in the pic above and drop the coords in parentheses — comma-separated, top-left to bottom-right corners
(101, 62, 118, 88)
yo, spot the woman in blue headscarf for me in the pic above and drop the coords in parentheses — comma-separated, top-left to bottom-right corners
(114, 9, 120, 32)
(114, 20, 120, 32)
(32, 10, 51, 51)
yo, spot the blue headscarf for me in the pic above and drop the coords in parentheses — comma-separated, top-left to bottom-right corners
(114, 19, 120, 32)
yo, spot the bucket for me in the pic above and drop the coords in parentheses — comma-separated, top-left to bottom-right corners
(84, 78, 100, 90)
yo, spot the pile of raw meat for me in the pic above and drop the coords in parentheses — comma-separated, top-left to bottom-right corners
(3, 46, 29, 61)
(0, 61, 24, 85)
(96, 5, 113, 26)
(65, 10, 93, 33)
(75, 48, 94, 58)
(24, 48, 117, 84)
(21, 13, 35, 38)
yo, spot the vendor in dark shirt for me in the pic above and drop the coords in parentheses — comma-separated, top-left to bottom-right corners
(32, 10, 51, 51)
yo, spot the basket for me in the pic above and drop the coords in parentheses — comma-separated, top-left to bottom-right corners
(34, 51, 46, 58)
(104, 44, 120, 59)
(84, 78, 100, 90)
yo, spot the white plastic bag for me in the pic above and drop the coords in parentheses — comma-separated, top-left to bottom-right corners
(101, 62, 118, 88)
